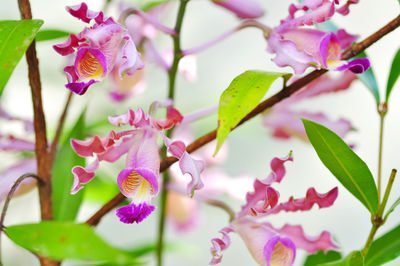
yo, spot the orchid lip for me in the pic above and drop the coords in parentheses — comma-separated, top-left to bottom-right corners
(75, 48, 108, 81)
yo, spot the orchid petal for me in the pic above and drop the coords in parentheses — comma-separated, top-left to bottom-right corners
(264, 236, 296, 266)
(0, 158, 37, 201)
(337, 0, 359, 15)
(210, 226, 235, 264)
(336, 29, 358, 50)
(334, 57, 370, 74)
(212, 0, 264, 19)
(116, 202, 155, 224)
(119, 37, 145, 76)
(270, 223, 339, 253)
(71, 159, 99, 194)
(66, 2, 105, 24)
(153, 106, 184, 130)
(53, 33, 85, 56)
(0, 135, 35, 151)
(74, 48, 107, 81)
(65, 80, 98, 95)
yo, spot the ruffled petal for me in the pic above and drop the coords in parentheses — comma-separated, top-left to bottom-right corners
(53, 33, 85, 56)
(71, 159, 99, 194)
(269, 224, 339, 253)
(210, 226, 235, 264)
(108, 108, 151, 128)
(212, 0, 264, 19)
(66, 2, 105, 24)
(116, 202, 155, 224)
(152, 106, 184, 130)
(336, 0, 359, 16)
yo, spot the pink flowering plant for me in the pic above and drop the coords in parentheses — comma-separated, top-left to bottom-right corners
(0, 0, 400, 266)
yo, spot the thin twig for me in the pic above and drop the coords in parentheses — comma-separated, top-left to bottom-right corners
(0, 173, 43, 265)
(48, 91, 73, 166)
(85, 14, 400, 227)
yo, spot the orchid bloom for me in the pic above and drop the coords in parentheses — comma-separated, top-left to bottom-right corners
(53, 2, 144, 95)
(267, 0, 369, 75)
(211, 0, 264, 19)
(70, 102, 205, 224)
(263, 70, 357, 141)
(210, 153, 339, 265)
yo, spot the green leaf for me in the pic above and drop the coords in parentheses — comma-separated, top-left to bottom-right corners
(320, 251, 364, 266)
(5, 222, 141, 264)
(365, 224, 400, 265)
(36, 29, 70, 42)
(52, 111, 86, 221)
(355, 51, 380, 104)
(385, 48, 400, 102)
(215, 70, 291, 154)
(302, 119, 378, 214)
(0, 20, 43, 97)
(304, 250, 342, 266)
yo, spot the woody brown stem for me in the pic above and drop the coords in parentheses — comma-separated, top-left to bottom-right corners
(85, 14, 400, 227)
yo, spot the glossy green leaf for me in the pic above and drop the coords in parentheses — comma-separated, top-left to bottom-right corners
(302, 119, 378, 213)
(215, 70, 291, 154)
(36, 29, 70, 42)
(385, 48, 400, 102)
(5, 222, 141, 264)
(0, 20, 43, 97)
(365, 224, 400, 265)
(320, 251, 364, 266)
(355, 51, 380, 104)
(304, 250, 342, 266)
(52, 111, 86, 221)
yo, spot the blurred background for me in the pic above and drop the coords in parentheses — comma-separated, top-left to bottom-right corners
(1, 0, 400, 265)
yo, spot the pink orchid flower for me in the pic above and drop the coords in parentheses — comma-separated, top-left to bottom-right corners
(267, 0, 369, 75)
(211, 0, 264, 19)
(210, 153, 339, 265)
(263, 70, 357, 141)
(53, 2, 144, 95)
(70, 102, 204, 224)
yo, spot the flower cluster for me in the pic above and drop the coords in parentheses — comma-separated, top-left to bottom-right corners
(267, 0, 369, 75)
(210, 153, 338, 265)
(70, 102, 205, 224)
(53, 3, 144, 95)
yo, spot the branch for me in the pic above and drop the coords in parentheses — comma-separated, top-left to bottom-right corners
(85, 14, 400, 227)
(18, 0, 53, 221)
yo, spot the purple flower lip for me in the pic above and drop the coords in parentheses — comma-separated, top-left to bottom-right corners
(116, 202, 156, 224)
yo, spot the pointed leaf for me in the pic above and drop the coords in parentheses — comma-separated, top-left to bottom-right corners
(320, 251, 364, 266)
(215, 70, 291, 154)
(52, 111, 86, 221)
(5, 222, 141, 264)
(36, 29, 71, 42)
(302, 119, 378, 214)
(385, 48, 400, 102)
(304, 250, 342, 266)
(0, 20, 43, 97)
(365, 224, 400, 266)
(355, 51, 380, 104)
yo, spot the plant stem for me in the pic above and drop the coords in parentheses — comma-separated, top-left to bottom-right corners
(362, 169, 397, 257)
(85, 14, 400, 228)
(156, 1, 189, 266)
(376, 103, 387, 202)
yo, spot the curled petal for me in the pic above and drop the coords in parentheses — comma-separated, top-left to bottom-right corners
(64, 66, 79, 83)
(210, 226, 235, 264)
(212, 0, 264, 19)
(108, 108, 151, 128)
(116, 202, 155, 224)
(71, 136, 107, 157)
(119, 37, 145, 76)
(53, 33, 85, 56)
(263, 153, 294, 184)
(336, 0, 359, 15)
(153, 106, 184, 130)
(71, 159, 99, 194)
(334, 57, 370, 74)
(65, 80, 98, 95)
(263, 187, 338, 216)
(270, 224, 339, 253)
(66, 2, 105, 24)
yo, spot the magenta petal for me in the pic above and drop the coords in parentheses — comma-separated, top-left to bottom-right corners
(335, 57, 370, 74)
(71, 159, 99, 194)
(53, 33, 85, 56)
(265, 187, 338, 215)
(71, 136, 107, 157)
(272, 224, 339, 253)
(65, 80, 98, 95)
(336, 29, 358, 50)
(64, 66, 79, 83)
(119, 37, 145, 76)
(210, 226, 235, 264)
(212, 0, 264, 19)
(116, 202, 155, 224)
(66, 2, 105, 24)
(153, 106, 184, 130)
